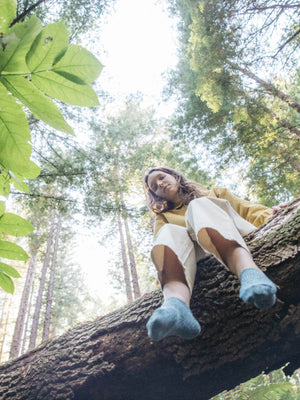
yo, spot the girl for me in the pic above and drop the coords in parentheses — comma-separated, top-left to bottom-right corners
(144, 167, 277, 341)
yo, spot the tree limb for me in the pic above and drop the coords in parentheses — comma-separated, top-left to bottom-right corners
(10, 0, 47, 27)
(273, 28, 300, 58)
(0, 199, 299, 400)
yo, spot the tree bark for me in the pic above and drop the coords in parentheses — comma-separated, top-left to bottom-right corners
(28, 211, 55, 350)
(117, 214, 133, 302)
(42, 214, 62, 342)
(9, 254, 38, 359)
(124, 217, 141, 299)
(0, 199, 300, 400)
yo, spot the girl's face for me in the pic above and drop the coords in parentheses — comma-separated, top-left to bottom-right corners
(147, 170, 181, 203)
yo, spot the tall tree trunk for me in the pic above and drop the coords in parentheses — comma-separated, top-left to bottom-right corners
(124, 218, 141, 299)
(42, 214, 62, 342)
(0, 295, 11, 361)
(0, 199, 299, 400)
(21, 275, 36, 355)
(9, 254, 38, 359)
(0, 295, 13, 362)
(117, 214, 133, 302)
(230, 61, 300, 113)
(28, 211, 56, 350)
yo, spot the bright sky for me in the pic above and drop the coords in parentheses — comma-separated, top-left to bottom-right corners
(75, 0, 179, 305)
(96, 0, 178, 114)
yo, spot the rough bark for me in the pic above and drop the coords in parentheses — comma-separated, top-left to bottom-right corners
(117, 214, 133, 302)
(28, 211, 55, 350)
(42, 214, 62, 342)
(0, 199, 299, 400)
(124, 217, 141, 299)
(9, 254, 38, 359)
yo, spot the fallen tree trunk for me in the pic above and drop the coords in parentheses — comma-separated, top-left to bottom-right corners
(0, 199, 300, 400)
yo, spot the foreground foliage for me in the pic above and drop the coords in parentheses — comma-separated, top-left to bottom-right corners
(0, 0, 102, 292)
(212, 366, 300, 400)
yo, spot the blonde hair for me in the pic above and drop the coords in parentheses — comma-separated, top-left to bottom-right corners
(144, 167, 207, 214)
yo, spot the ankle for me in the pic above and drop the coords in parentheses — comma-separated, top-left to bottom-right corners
(163, 281, 191, 306)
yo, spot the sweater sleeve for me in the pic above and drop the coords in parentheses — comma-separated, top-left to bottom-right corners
(153, 213, 168, 237)
(209, 187, 272, 227)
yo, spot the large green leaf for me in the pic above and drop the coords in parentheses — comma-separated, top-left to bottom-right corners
(0, 272, 14, 294)
(31, 71, 99, 106)
(0, 15, 42, 73)
(52, 44, 103, 83)
(0, 75, 73, 134)
(0, 82, 37, 178)
(0, 0, 16, 35)
(0, 212, 34, 236)
(26, 21, 69, 72)
(0, 240, 29, 260)
(0, 261, 20, 278)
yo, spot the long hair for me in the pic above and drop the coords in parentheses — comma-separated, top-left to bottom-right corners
(144, 167, 207, 214)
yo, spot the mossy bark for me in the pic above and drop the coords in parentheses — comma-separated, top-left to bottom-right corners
(0, 199, 299, 400)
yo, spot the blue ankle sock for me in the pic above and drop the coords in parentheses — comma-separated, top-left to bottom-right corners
(146, 297, 201, 341)
(239, 268, 277, 309)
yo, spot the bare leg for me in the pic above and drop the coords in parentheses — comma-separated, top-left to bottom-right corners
(146, 246, 200, 340)
(205, 228, 258, 277)
(160, 246, 191, 305)
(205, 228, 276, 309)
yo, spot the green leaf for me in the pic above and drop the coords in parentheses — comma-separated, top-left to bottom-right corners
(0, 212, 34, 236)
(0, 15, 42, 73)
(31, 71, 99, 106)
(10, 174, 30, 193)
(52, 44, 103, 83)
(0, 202, 5, 217)
(0, 261, 20, 278)
(10, 161, 40, 181)
(0, 272, 14, 293)
(0, 82, 35, 178)
(0, 0, 16, 35)
(26, 21, 69, 72)
(0, 240, 29, 260)
(0, 75, 73, 134)
(0, 173, 10, 197)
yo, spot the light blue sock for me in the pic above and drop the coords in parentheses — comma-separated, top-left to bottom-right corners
(146, 297, 201, 341)
(239, 268, 277, 309)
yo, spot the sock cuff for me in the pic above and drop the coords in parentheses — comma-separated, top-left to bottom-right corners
(164, 297, 188, 309)
(240, 268, 275, 288)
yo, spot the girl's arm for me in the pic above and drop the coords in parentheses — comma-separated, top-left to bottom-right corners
(209, 187, 272, 227)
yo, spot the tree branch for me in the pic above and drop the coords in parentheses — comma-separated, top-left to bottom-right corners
(273, 28, 300, 58)
(10, 0, 46, 27)
(0, 200, 299, 399)
(243, 4, 300, 13)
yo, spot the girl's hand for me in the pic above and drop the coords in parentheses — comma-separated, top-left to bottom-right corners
(267, 202, 289, 221)
(271, 202, 289, 215)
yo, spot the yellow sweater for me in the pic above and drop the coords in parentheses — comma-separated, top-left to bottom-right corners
(153, 187, 272, 237)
